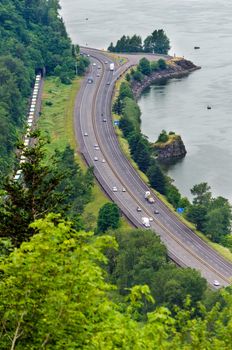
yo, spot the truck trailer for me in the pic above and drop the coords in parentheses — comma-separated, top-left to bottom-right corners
(110, 63, 115, 71)
(145, 191, 155, 204)
(142, 217, 151, 228)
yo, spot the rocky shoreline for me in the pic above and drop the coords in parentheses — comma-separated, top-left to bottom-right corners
(131, 58, 201, 100)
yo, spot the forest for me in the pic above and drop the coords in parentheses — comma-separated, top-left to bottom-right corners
(0, 0, 87, 180)
(0, 1, 232, 348)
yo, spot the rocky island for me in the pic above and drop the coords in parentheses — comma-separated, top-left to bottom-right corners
(152, 130, 187, 161)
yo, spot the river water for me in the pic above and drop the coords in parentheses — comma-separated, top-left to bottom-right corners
(60, 0, 232, 201)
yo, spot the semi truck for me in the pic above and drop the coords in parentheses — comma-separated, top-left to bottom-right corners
(110, 63, 115, 71)
(142, 217, 150, 228)
(145, 191, 155, 204)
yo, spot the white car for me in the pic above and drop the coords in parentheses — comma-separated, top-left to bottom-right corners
(93, 62, 96, 66)
(105, 61, 108, 64)
(94, 156, 98, 161)
(98, 66, 101, 69)
(149, 217, 154, 222)
(112, 187, 118, 192)
(102, 159, 106, 163)
(122, 187, 126, 192)
(213, 280, 220, 287)
(84, 132, 88, 137)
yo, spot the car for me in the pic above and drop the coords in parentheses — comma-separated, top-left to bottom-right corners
(105, 61, 108, 64)
(112, 186, 118, 192)
(102, 159, 106, 163)
(94, 144, 99, 148)
(136, 206, 142, 212)
(97, 74, 100, 77)
(98, 66, 101, 69)
(93, 62, 96, 66)
(102, 118, 107, 122)
(94, 156, 98, 161)
(149, 217, 154, 222)
(84, 132, 88, 136)
(87, 54, 90, 57)
(106, 81, 110, 85)
(213, 280, 220, 287)
(122, 187, 126, 192)
(154, 210, 159, 214)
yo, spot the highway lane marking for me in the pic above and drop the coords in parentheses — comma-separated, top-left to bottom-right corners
(80, 50, 232, 285)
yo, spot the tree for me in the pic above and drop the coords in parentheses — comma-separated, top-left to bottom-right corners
(133, 138, 151, 172)
(151, 29, 170, 54)
(97, 203, 120, 233)
(119, 117, 134, 137)
(138, 57, 151, 75)
(186, 204, 208, 231)
(151, 266, 207, 310)
(158, 58, 167, 70)
(166, 183, 181, 208)
(157, 129, 169, 143)
(119, 81, 134, 100)
(204, 206, 231, 242)
(147, 162, 166, 194)
(0, 131, 93, 245)
(108, 229, 167, 294)
(132, 69, 143, 82)
(191, 182, 212, 206)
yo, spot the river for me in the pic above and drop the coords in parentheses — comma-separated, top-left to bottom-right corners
(60, 0, 232, 201)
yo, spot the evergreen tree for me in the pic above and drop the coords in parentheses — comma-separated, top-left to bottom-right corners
(147, 162, 166, 194)
(97, 203, 120, 233)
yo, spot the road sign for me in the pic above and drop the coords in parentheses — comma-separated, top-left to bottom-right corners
(114, 120, 119, 126)
(177, 207, 184, 214)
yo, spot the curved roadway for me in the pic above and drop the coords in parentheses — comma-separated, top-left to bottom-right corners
(74, 48, 232, 287)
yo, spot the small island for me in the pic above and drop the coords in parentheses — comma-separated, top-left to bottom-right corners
(152, 130, 187, 161)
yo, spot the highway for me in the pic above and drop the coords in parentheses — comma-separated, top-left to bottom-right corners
(74, 48, 232, 287)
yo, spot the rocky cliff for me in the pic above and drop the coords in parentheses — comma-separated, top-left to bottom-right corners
(152, 135, 187, 161)
(131, 58, 200, 99)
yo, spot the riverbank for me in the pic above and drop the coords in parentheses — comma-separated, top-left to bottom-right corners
(131, 58, 201, 99)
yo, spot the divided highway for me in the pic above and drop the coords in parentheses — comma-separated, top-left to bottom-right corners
(74, 48, 232, 287)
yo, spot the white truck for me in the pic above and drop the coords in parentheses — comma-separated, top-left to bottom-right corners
(142, 217, 151, 228)
(145, 191, 155, 204)
(110, 62, 115, 71)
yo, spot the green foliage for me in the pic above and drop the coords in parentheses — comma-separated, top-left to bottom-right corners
(138, 57, 151, 75)
(108, 29, 170, 54)
(1, 216, 232, 348)
(97, 203, 120, 232)
(191, 182, 212, 206)
(151, 266, 207, 310)
(107, 228, 167, 292)
(147, 162, 166, 194)
(186, 204, 208, 231)
(122, 97, 141, 132)
(0, 131, 93, 245)
(131, 68, 144, 82)
(108, 34, 143, 52)
(0, 0, 88, 181)
(119, 81, 134, 100)
(166, 183, 181, 208)
(187, 183, 232, 243)
(157, 129, 169, 143)
(144, 30, 171, 54)
(158, 58, 167, 69)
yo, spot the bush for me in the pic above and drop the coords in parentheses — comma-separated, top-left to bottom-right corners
(97, 203, 120, 233)
(158, 58, 167, 70)
(157, 130, 168, 143)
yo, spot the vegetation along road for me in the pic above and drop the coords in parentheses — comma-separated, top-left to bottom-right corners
(74, 47, 232, 287)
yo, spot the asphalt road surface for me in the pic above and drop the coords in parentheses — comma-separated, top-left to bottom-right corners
(74, 48, 232, 288)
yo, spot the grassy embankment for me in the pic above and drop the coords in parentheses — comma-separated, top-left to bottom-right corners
(112, 66, 232, 263)
(39, 76, 131, 231)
